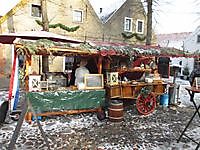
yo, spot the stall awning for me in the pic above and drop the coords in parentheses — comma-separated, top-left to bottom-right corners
(0, 31, 82, 44)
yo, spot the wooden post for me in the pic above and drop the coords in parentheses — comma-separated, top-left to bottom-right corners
(106, 59, 111, 70)
(25, 55, 31, 92)
(24, 55, 31, 123)
(97, 56, 103, 74)
(8, 94, 50, 150)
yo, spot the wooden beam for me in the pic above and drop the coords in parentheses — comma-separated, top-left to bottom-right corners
(97, 56, 103, 74)
(36, 108, 100, 117)
(25, 108, 101, 123)
(25, 55, 31, 91)
(0, 0, 28, 25)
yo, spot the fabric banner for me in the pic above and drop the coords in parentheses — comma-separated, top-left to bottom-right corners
(8, 50, 20, 111)
(27, 89, 105, 113)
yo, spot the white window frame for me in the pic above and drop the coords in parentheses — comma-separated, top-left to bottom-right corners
(73, 10, 83, 23)
(30, 3, 41, 18)
(124, 17, 133, 32)
(136, 19, 144, 34)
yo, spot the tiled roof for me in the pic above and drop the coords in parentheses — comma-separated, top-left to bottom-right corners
(157, 32, 192, 42)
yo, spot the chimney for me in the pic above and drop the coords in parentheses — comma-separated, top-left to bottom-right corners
(100, 8, 102, 13)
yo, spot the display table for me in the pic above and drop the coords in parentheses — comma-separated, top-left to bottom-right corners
(177, 87, 200, 150)
(106, 81, 167, 99)
(26, 89, 105, 116)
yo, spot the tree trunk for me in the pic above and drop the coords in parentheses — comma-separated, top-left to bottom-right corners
(7, 16, 15, 33)
(41, 0, 49, 73)
(146, 0, 153, 45)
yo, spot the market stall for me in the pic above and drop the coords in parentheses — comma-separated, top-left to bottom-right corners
(15, 39, 169, 119)
(2, 33, 186, 121)
(86, 42, 167, 115)
(0, 30, 108, 122)
(12, 39, 108, 121)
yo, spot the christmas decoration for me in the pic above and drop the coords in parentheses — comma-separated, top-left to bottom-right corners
(35, 20, 79, 32)
(121, 32, 146, 41)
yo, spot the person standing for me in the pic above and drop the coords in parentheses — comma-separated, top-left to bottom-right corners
(75, 59, 90, 89)
(189, 67, 200, 86)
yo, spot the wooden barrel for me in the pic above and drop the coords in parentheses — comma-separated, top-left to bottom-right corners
(108, 100, 123, 122)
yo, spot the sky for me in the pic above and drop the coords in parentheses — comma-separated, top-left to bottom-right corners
(154, 0, 200, 34)
(0, 0, 199, 34)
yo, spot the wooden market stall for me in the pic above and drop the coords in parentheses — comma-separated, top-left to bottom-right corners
(14, 39, 108, 121)
(12, 38, 169, 120)
(1, 32, 180, 122)
(87, 42, 167, 115)
(0, 32, 107, 121)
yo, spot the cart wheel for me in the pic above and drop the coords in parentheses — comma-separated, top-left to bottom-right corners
(10, 110, 21, 121)
(136, 92, 156, 115)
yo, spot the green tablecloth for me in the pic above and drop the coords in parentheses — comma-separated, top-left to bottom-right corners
(27, 89, 105, 113)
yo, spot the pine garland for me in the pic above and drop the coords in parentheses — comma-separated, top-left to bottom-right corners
(16, 39, 70, 56)
(16, 39, 56, 55)
(35, 20, 80, 32)
(122, 32, 146, 41)
(139, 86, 153, 98)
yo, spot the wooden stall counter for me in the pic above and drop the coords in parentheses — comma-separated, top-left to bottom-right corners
(106, 80, 167, 99)
(26, 89, 105, 122)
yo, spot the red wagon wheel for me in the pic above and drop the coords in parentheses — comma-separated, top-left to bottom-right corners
(136, 92, 156, 115)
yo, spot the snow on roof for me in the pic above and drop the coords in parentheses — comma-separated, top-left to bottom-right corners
(0, 31, 82, 44)
(157, 32, 192, 42)
(89, 0, 126, 23)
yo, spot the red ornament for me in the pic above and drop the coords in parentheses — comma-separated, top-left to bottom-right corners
(100, 50, 107, 56)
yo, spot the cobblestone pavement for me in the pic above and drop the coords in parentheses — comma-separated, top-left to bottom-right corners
(0, 105, 199, 150)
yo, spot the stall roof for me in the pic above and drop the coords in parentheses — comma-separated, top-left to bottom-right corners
(14, 39, 98, 56)
(89, 41, 199, 58)
(15, 39, 196, 58)
(0, 31, 82, 44)
(0, 32, 198, 58)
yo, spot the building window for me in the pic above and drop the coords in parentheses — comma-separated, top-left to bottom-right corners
(136, 19, 144, 34)
(197, 35, 200, 43)
(73, 10, 83, 23)
(31, 4, 41, 17)
(124, 17, 132, 32)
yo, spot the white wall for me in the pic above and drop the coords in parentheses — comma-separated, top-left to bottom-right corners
(170, 57, 194, 75)
(184, 26, 200, 53)
(157, 32, 195, 76)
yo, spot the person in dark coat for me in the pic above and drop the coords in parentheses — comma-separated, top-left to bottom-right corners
(189, 68, 200, 86)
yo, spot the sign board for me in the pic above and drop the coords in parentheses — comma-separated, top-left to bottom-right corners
(84, 74, 104, 89)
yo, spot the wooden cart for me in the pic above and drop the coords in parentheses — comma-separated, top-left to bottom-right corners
(106, 69, 167, 115)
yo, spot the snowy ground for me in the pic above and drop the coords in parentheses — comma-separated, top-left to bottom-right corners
(0, 77, 199, 150)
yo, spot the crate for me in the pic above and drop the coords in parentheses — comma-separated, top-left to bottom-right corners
(106, 85, 121, 98)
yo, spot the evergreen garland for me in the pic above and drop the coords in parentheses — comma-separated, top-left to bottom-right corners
(122, 32, 146, 41)
(16, 39, 72, 56)
(35, 20, 80, 32)
(139, 86, 153, 98)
